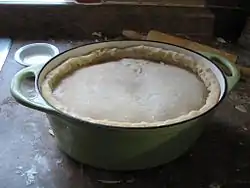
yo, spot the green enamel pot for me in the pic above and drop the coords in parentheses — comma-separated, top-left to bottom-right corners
(10, 41, 240, 170)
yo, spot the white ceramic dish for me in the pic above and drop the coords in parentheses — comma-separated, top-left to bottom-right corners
(15, 43, 59, 66)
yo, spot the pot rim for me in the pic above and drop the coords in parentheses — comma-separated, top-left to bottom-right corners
(37, 40, 228, 130)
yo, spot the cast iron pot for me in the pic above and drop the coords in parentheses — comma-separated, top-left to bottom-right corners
(10, 41, 240, 170)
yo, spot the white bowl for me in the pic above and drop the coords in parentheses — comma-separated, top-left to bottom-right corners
(15, 43, 59, 66)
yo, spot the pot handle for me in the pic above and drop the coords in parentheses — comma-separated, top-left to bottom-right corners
(201, 52, 240, 93)
(11, 63, 56, 113)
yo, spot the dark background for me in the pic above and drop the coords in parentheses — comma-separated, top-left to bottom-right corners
(206, 0, 250, 42)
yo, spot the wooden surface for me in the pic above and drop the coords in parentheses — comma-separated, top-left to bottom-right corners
(147, 30, 238, 63)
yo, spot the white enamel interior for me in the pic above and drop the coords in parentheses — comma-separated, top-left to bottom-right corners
(38, 41, 226, 109)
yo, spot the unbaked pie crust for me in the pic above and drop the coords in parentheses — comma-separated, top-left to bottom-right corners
(41, 45, 220, 127)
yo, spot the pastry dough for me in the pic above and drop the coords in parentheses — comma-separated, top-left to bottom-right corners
(41, 45, 220, 127)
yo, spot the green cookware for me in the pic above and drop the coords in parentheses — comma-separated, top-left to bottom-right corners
(10, 41, 240, 170)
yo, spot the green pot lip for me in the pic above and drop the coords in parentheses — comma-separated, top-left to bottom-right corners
(37, 40, 227, 130)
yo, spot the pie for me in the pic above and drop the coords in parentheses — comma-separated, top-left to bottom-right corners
(41, 45, 220, 127)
